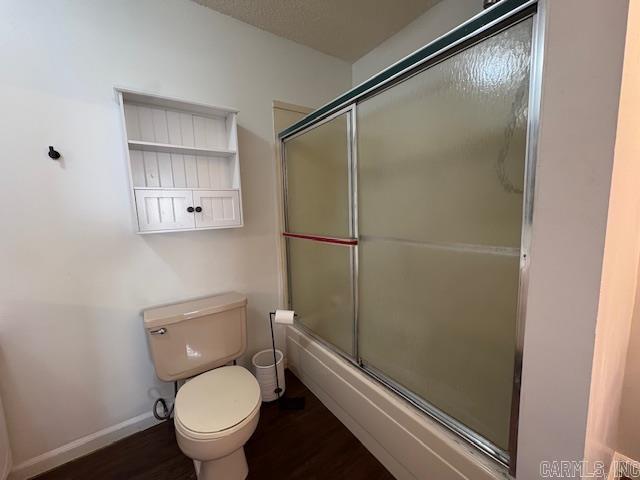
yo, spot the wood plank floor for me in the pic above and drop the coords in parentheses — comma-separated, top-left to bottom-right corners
(34, 370, 394, 480)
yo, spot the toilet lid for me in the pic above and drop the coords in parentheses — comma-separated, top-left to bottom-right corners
(175, 366, 260, 434)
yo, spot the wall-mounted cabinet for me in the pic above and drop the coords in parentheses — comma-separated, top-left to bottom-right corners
(116, 89, 243, 233)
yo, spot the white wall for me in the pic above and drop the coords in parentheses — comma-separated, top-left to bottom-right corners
(0, 0, 350, 472)
(351, 0, 482, 86)
(517, 0, 629, 478)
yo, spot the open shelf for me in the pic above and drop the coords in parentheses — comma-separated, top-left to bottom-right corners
(128, 149, 239, 190)
(128, 140, 236, 157)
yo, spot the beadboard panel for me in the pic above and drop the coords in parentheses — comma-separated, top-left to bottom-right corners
(124, 103, 230, 151)
(129, 150, 234, 189)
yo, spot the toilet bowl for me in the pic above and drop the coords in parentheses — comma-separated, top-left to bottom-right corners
(174, 366, 261, 480)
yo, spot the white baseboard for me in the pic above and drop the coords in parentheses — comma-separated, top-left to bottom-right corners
(9, 412, 160, 480)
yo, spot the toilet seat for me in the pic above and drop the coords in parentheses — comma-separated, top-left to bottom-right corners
(175, 366, 261, 441)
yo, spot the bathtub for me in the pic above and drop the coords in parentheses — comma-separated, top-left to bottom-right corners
(285, 326, 510, 480)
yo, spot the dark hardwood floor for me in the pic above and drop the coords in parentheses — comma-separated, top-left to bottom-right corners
(34, 370, 393, 480)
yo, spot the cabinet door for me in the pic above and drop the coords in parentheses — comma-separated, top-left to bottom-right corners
(134, 189, 195, 232)
(193, 190, 242, 228)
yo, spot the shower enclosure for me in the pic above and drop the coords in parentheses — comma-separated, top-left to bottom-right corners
(279, 0, 541, 469)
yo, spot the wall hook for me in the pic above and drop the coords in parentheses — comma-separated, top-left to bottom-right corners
(48, 146, 61, 160)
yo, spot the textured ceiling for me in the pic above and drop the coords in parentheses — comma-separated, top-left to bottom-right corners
(192, 0, 443, 61)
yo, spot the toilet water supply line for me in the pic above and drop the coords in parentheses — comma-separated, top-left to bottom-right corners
(153, 380, 179, 421)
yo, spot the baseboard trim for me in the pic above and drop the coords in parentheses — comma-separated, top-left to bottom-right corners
(9, 412, 160, 480)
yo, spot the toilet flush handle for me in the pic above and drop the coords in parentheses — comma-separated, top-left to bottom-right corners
(150, 328, 167, 335)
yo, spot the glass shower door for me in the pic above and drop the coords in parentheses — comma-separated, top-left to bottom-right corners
(283, 110, 356, 356)
(356, 18, 533, 452)
(280, 9, 537, 465)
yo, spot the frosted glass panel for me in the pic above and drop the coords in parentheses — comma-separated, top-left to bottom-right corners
(287, 238, 354, 355)
(357, 18, 533, 451)
(358, 19, 532, 248)
(284, 114, 350, 237)
(359, 240, 519, 449)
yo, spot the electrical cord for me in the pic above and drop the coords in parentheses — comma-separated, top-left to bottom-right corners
(153, 381, 178, 421)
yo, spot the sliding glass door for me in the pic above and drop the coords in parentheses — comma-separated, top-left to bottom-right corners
(357, 18, 532, 453)
(281, 7, 537, 466)
(283, 110, 356, 356)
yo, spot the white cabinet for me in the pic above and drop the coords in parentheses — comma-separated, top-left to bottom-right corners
(117, 88, 243, 234)
(193, 190, 241, 228)
(134, 189, 195, 232)
(134, 189, 242, 233)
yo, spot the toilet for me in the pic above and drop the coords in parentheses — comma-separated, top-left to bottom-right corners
(143, 292, 260, 480)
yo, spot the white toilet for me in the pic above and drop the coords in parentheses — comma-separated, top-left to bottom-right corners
(143, 292, 261, 480)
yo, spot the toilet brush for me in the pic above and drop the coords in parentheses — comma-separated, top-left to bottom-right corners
(269, 311, 305, 410)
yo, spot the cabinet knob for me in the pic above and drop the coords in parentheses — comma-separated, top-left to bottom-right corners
(187, 207, 195, 213)
(195, 206, 202, 213)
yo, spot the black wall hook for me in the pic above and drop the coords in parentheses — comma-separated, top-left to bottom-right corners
(48, 146, 61, 160)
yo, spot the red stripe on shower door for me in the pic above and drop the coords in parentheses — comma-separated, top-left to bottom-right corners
(282, 232, 358, 246)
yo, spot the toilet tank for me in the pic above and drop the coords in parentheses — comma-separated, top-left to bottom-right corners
(143, 292, 247, 382)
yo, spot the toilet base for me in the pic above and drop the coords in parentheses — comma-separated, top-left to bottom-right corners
(195, 447, 248, 480)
